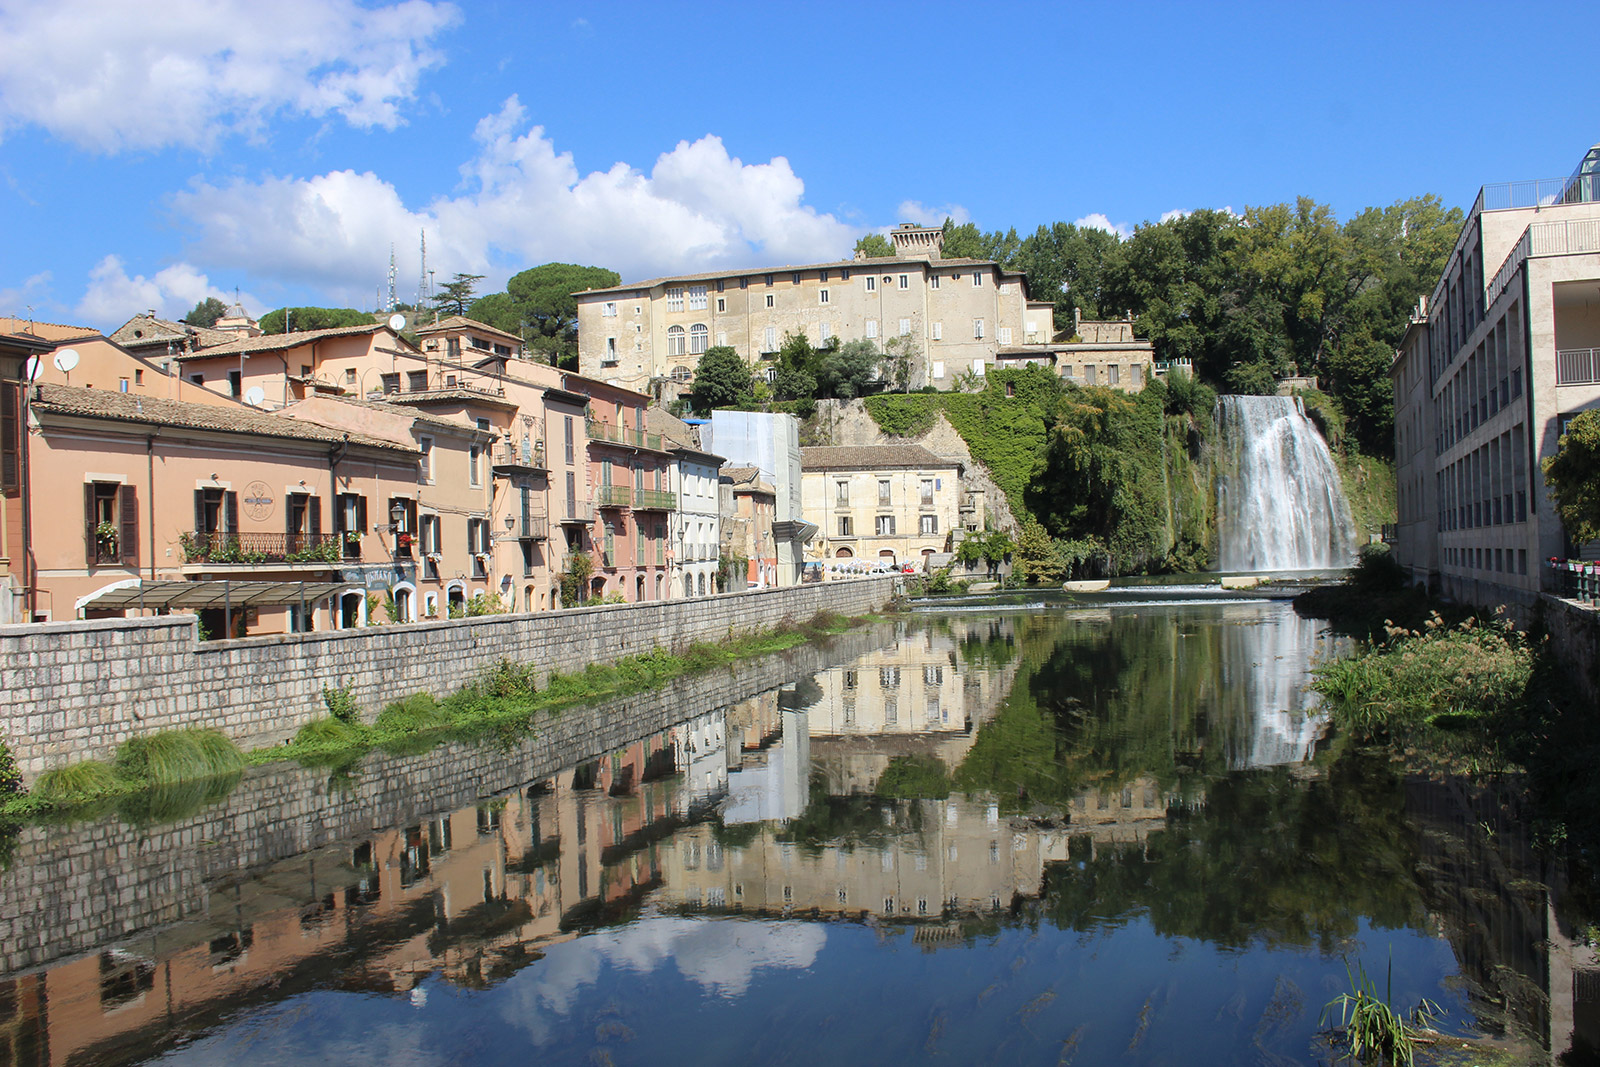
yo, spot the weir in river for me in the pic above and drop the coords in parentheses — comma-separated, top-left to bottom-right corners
(1215, 394, 1356, 571)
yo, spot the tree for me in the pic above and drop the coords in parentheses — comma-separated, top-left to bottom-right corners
(881, 334, 919, 392)
(259, 307, 374, 335)
(1544, 411, 1600, 546)
(773, 331, 818, 401)
(431, 273, 485, 317)
(466, 291, 523, 338)
(817, 339, 879, 400)
(854, 233, 894, 258)
(485, 263, 622, 368)
(183, 297, 227, 328)
(688, 346, 753, 414)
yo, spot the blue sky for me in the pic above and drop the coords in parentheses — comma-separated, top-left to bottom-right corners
(3, 0, 1598, 332)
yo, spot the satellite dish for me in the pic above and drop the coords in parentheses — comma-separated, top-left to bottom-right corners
(23, 356, 43, 381)
(388, 314, 407, 332)
(52, 348, 79, 373)
(243, 385, 267, 407)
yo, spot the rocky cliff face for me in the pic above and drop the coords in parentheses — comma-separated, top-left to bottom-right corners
(809, 399, 1020, 534)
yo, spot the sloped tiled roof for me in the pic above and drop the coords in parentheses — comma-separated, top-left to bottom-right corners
(800, 445, 959, 471)
(109, 314, 231, 350)
(30, 384, 413, 452)
(0, 316, 102, 342)
(172, 323, 388, 360)
(414, 315, 523, 344)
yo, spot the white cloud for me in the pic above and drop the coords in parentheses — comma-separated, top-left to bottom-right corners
(1159, 209, 1191, 224)
(895, 200, 970, 227)
(0, 271, 54, 318)
(0, 0, 459, 152)
(1074, 213, 1133, 239)
(172, 95, 861, 300)
(74, 255, 246, 328)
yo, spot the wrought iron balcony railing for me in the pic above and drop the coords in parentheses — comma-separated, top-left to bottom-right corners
(598, 485, 632, 508)
(633, 488, 676, 510)
(180, 531, 345, 565)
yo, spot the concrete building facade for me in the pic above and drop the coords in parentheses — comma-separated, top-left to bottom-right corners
(800, 444, 962, 568)
(1391, 143, 1600, 605)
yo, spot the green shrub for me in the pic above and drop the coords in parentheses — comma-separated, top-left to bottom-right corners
(0, 739, 22, 796)
(33, 760, 118, 802)
(322, 685, 361, 725)
(375, 692, 448, 734)
(474, 659, 538, 699)
(296, 717, 363, 747)
(115, 729, 245, 783)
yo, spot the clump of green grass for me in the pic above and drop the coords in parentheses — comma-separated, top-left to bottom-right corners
(33, 760, 118, 802)
(115, 728, 245, 783)
(1320, 957, 1443, 1066)
(322, 684, 361, 725)
(374, 692, 448, 734)
(295, 716, 364, 747)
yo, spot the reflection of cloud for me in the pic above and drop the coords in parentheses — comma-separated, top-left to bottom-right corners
(500, 917, 825, 1042)
(164, 1000, 445, 1066)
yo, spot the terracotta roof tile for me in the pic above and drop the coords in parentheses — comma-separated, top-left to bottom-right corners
(800, 445, 959, 471)
(109, 314, 231, 350)
(576, 256, 1025, 297)
(0, 317, 102, 342)
(413, 315, 524, 344)
(172, 323, 388, 360)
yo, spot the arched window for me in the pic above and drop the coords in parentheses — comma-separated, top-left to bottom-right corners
(697, 573, 706, 596)
(689, 323, 708, 354)
(671, 365, 692, 383)
(836, 547, 853, 558)
(667, 326, 686, 356)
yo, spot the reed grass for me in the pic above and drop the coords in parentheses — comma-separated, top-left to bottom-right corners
(32, 760, 118, 802)
(114, 728, 246, 783)
(1320, 957, 1442, 1067)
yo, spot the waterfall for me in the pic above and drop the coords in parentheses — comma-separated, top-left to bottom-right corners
(1215, 395, 1356, 571)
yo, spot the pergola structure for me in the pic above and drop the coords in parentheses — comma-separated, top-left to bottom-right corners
(75, 579, 356, 634)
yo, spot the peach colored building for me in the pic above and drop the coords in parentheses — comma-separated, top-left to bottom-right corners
(0, 316, 234, 407)
(720, 466, 777, 589)
(25, 384, 435, 631)
(0, 329, 49, 623)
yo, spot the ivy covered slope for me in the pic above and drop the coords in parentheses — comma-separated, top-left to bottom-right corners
(864, 367, 1219, 576)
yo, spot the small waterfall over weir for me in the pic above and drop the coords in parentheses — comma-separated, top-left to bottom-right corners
(1216, 395, 1356, 571)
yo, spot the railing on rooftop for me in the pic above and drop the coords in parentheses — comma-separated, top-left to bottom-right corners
(1486, 218, 1600, 307)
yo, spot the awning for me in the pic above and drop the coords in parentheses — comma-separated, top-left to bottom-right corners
(76, 579, 357, 613)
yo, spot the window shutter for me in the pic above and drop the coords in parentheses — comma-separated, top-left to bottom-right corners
(286, 494, 296, 537)
(355, 495, 367, 534)
(120, 485, 139, 565)
(85, 483, 97, 564)
(224, 491, 239, 534)
(310, 497, 322, 536)
(194, 490, 205, 535)
(0, 383, 17, 490)
(332, 495, 345, 535)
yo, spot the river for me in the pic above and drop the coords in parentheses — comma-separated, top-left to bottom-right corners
(0, 594, 1586, 1064)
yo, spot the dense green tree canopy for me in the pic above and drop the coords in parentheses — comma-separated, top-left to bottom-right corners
(1543, 410, 1600, 546)
(183, 297, 227, 328)
(688, 346, 753, 414)
(853, 233, 894, 258)
(259, 307, 374, 335)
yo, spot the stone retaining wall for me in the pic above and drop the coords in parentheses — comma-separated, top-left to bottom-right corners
(1543, 594, 1600, 706)
(0, 623, 892, 974)
(0, 578, 899, 780)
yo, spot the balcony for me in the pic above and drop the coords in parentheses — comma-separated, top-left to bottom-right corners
(493, 440, 548, 474)
(1557, 348, 1600, 386)
(633, 488, 676, 511)
(520, 514, 549, 540)
(180, 531, 345, 566)
(86, 525, 120, 566)
(559, 503, 595, 525)
(598, 485, 632, 508)
(584, 420, 664, 451)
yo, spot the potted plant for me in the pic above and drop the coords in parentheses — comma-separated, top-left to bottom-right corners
(94, 519, 119, 556)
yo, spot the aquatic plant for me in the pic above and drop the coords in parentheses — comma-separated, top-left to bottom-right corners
(0, 739, 22, 796)
(115, 728, 246, 783)
(1320, 957, 1442, 1066)
(33, 760, 118, 802)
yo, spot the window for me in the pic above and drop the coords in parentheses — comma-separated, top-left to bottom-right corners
(820, 270, 830, 282)
(972, 319, 984, 339)
(407, 370, 428, 392)
(841, 268, 850, 281)
(716, 297, 726, 312)
(898, 274, 909, 290)
(380, 373, 400, 394)
(972, 271, 983, 286)
(344, 368, 357, 384)
(764, 293, 775, 308)
(688, 285, 707, 310)
(764, 366, 778, 382)
(604, 337, 617, 364)
(865, 276, 876, 292)
(865, 320, 878, 339)
(690, 323, 709, 354)
(1109, 364, 1120, 385)
(228, 370, 242, 397)
(920, 479, 934, 506)
(0, 383, 17, 490)
(118, 377, 129, 392)
(134, 369, 143, 385)
(419, 436, 434, 482)
(792, 272, 801, 285)
(667, 326, 686, 356)
(666, 287, 684, 312)
(877, 479, 891, 506)
(671, 365, 692, 382)
(838, 516, 853, 536)
(819, 289, 830, 304)
(1084, 365, 1096, 385)
(932, 360, 945, 379)
(920, 514, 938, 535)
(469, 444, 482, 487)
(739, 277, 748, 289)
(764, 326, 777, 352)
(85, 481, 137, 566)
(602, 301, 617, 317)
(899, 318, 910, 336)
(998, 327, 1012, 345)
(930, 274, 940, 290)
(564, 416, 575, 464)
(420, 513, 441, 555)
(716, 279, 724, 292)
(836, 480, 849, 505)
(972, 359, 986, 376)
(931, 321, 942, 341)
(879, 667, 900, 688)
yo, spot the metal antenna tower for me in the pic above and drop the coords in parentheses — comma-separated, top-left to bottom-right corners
(418, 229, 428, 308)
(386, 244, 397, 311)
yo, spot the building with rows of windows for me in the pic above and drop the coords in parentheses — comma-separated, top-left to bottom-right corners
(1390, 142, 1600, 608)
(574, 226, 1059, 396)
(799, 445, 964, 569)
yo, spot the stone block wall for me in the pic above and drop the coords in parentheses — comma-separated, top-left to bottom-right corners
(1543, 594, 1600, 706)
(0, 577, 899, 780)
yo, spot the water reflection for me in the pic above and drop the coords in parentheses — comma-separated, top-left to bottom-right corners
(0, 600, 1590, 1065)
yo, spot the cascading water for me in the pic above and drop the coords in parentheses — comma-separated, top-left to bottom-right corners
(1215, 395, 1356, 571)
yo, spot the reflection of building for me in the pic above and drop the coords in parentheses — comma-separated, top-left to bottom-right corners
(724, 688, 811, 824)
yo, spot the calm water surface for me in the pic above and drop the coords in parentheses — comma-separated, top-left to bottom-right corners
(0, 597, 1576, 1064)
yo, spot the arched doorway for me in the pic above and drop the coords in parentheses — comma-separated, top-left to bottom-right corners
(835, 547, 853, 558)
(340, 591, 364, 628)
(392, 583, 414, 624)
(446, 582, 466, 616)
(589, 576, 606, 602)
(635, 575, 645, 601)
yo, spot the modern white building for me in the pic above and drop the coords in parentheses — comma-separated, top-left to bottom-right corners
(650, 408, 723, 598)
(703, 411, 815, 587)
(1391, 142, 1600, 607)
